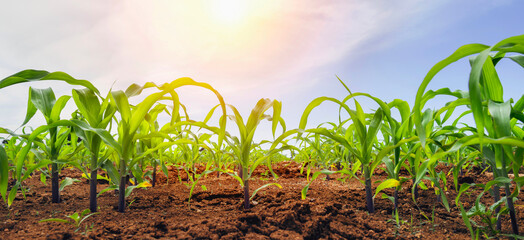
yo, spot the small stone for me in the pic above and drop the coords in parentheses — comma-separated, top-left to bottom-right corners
(4, 228, 8, 232)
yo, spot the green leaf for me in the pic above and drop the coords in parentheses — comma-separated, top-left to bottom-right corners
(250, 183, 282, 200)
(72, 88, 101, 126)
(414, 43, 489, 145)
(111, 90, 132, 124)
(77, 211, 98, 227)
(22, 88, 37, 126)
(374, 179, 399, 199)
(40, 173, 47, 185)
(124, 82, 158, 98)
(80, 208, 91, 217)
(489, 100, 512, 138)
(0, 69, 99, 95)
(97, 185, 117, 197)
(39, 218, 72, 224)
(50, 95, 71, 122)
(8, 182, 19, 207)
(298, 96, 351, 131)
(481, 56, 504, 102)
(439, 188, 450, 212)
(485, 177, 512, 191)
(365, 109, 383, 154)
(125, 181, 152, 198)
(135, 78, 228, 146)
(29, 87, 56, 120)
(468, 48, 497, 146)
(0, 145, 7, 202)
(271, 100, 283, 138)
(509, 55, 524, 68)
(68, 212, 81, 223)
(59, 177, 80, 191)
(301, 169, 337, 200)
(458, 203, 475, 240)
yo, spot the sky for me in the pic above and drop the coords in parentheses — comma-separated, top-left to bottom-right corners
(0, 0, 523, 141)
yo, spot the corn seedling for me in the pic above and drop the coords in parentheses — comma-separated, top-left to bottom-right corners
(415, 35, 524, 235)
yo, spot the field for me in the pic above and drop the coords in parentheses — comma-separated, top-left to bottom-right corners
(1, 35, 524, 239)
(2, 162, 522, 239)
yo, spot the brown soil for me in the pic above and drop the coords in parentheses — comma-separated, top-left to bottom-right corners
(1, 162, 523, 239)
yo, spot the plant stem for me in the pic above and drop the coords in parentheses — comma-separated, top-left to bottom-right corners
(412, 179, 419, 200)
(118, 176, 126, 212)
(364, 167, 374, 213)
(242, 166, 250, 209)
(412, 165, 419, 200)
(89, 140, 100, 213)
(90, 169, 97, 212)
(504, 183, 519, 235)
(152, 161, 157, 187)
(244, 178, 250, 209)
(394, 188, 399, 212)
(51, 162, 60, 203)
(118, 154, 128, 213)
(493, 185, 501, 231)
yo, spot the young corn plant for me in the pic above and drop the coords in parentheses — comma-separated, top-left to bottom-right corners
(299, 79, 399, 213)
(378, 98, 415, 211)
(19, 87, 117, 208)
(109, 78, 226, 212)
(71, 88, 117, 212)
(134, 125, 216, 206)
(22, 87, 75, 203)
(414, 34, 524, 235)
(0, 130, 57, 207)
(297, 121, 362, 200)
(0, 70, 100, 205)
(223, 98, 286, 209)
(127, 103, 180, 186)
(191, 99, 289, 209)
(455, 176, 523, 239)
(300, 129, 337, 180)
(139, 104, 170, 187)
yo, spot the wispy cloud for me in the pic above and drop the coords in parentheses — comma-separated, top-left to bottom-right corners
(1, 1, 442, 88)
(0, 0, 460, 131)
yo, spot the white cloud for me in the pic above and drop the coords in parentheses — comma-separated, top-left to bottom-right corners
(0, 0, 454, 133)
(1, 1, 441, 85)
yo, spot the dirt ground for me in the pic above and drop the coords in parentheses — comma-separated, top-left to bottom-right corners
(1, 162, 523, 239)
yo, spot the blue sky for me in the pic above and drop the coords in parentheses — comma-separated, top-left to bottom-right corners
(0, 0, 523, 141)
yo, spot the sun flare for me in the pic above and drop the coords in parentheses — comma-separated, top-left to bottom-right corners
(209, 0, 251, 25)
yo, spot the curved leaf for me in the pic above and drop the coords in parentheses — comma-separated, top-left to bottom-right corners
(374, 179, 400, 199)
(0, 69, 99, 95)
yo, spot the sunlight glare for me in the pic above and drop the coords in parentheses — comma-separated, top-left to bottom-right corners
(209, 0, 250, 25)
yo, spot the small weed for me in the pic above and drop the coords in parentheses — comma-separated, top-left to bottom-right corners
(387, 209, 407, 237)
(39, 209, 98, 233)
